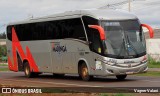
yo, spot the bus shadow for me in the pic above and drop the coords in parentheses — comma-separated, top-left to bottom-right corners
(16, 73, 137, 83)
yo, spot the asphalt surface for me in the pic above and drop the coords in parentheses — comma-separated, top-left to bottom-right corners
(0, 71, 160, 93)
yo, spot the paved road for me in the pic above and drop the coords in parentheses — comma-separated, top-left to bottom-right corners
(0, 72, 160, 92)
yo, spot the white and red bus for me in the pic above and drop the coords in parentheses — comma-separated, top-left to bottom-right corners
(6, 9, 154, 81)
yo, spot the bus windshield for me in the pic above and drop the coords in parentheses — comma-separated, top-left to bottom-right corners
(101, 20, 146, 59)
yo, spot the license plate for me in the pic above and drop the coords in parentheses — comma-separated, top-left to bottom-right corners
(126, 71, 134, 74)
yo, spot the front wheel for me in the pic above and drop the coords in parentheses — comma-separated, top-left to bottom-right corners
(116, 75, 127, 80)
(80, 63, 93, 81)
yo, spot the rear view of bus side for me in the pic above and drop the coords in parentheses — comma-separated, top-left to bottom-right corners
(6, 9, 154, 81)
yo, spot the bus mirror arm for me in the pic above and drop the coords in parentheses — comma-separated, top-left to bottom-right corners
(87, 41, 92, 45)
(86, 41, 92, 45)
(88, 25, 106, 40)
(141, 24, 154, 38)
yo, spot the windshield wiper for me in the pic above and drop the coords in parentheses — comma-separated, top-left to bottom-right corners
(116, 28, 129, 59)
(117, 38, 128, 59)
(126, 34, 139, 57)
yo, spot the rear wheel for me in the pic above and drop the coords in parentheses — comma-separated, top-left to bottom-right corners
(80, 63, 93, 81)
(116, 75, 127, 80)
(24, 62, 34, 78)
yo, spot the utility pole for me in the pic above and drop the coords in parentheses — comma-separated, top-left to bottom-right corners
(129, 0, 131, 12)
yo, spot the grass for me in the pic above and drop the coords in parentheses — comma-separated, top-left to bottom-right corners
(0, 63, 8, 71)
(99, 93, 160, 96)
(100, 93, 133, 96)
(0, 68, 9, 71)
(41, 88, 76, 93)
(135, 71, 160, 77)
(148, 56, 160, 68)
(0, 63, 8, 66)
(148, 62, 160, 68)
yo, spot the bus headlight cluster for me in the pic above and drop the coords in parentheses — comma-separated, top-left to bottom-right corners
(107, 62, 116, 66)
(141, 55, 147, 64)
(103, 60, 117, 66)
(141, 59, 147, 64)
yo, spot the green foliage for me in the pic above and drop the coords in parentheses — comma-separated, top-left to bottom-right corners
(0, 45, 7, 56)
(0, 45, 7, 62)
(148, 55, 160, 68)
(0, 32, 6, 39)
(0, 64, 7, 66)
(42, 88, 71, 93)
(0, 68, 9, 71)
(100, 93, 109, 96)
(114, 93, 132, 96)
(136, 71, 160, 77)
(100, 93, 133, 96)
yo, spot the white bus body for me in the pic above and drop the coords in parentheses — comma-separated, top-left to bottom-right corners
(6, 9, 154, 81)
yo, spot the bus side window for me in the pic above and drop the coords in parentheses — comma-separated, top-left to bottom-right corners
(7, 26, 12, 41)
(62, 18, 86, 41)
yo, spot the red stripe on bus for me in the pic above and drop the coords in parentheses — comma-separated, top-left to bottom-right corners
(8, 27, 39, 72)
(26, 46, 39, 72)
(8, 56, 17, 71)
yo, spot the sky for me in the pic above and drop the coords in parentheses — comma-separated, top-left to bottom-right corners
(0, 0, 160, 33)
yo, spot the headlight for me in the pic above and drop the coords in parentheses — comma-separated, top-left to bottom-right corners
(141, 59, 147, 63)
(141, 55, 147, 63)
(107, 62, 116, 66)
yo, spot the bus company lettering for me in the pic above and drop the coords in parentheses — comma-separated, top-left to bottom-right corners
(53, 45, 67, 53)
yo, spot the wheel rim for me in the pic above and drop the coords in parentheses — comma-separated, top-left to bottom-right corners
(25, 66, 30, 76)
(82, 67, 88, 78)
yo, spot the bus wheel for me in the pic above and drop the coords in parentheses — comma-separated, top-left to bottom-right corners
(80, 63, 93, 81)
(116, 75, 127, 80)
(24, 62, 34, 78)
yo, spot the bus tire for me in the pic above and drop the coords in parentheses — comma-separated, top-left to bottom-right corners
(116, 75, 127, 80)
(80, 62, 93, 81)
(24, 62, 34, 78)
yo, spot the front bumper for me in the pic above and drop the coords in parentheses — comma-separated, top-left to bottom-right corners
(104, 62, 148, 76)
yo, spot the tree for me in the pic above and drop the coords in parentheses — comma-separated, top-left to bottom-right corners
(0, 45, 7, 57)
(0, 45, 7, 62)
(0, 32, 6, 39)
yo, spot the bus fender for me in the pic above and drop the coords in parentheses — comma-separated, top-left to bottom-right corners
(78, 58, 91, 75)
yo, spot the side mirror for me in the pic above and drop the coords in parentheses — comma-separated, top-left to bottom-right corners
(141, 24, 154, 38)
(88, 25, 106, 40)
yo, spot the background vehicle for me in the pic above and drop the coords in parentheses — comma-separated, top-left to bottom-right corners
(6, 9, 154, 81)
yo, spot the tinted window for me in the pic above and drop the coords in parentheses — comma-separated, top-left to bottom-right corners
(82, 16, 102, 53)
(62, 18, 86, 40)
(8, 18, 86, 41)
(82, 16, 99, 43)
(7, 26, 12, 41)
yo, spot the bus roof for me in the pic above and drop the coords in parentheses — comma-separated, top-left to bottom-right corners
(9, 9, 138, 25)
